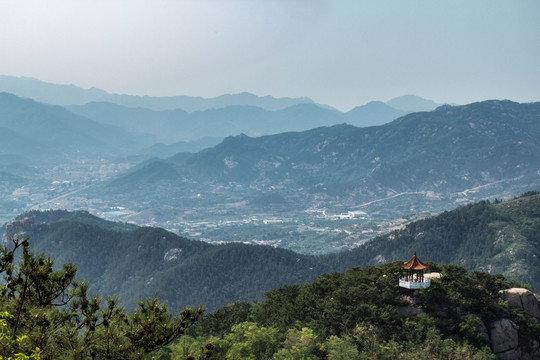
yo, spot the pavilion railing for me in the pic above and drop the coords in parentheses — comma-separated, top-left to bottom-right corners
(399, 278, 431, 289)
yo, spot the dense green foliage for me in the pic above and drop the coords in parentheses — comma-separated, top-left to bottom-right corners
(3, 237, 534, 359)
(157, 261, 537, 359)
(0, 311, 41, 360)
(0, 237, 202, 359)
(1, 197, 539, 358)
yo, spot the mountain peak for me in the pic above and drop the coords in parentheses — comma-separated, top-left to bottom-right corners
(386, 94, 439, 112)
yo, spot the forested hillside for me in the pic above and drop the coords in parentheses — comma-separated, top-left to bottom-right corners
(3, 193, 539, 313)
(160, 262, 540, 359)
(0, 236, 203, 359)
(3, 211, 331, 311)
(328, 192, 540, 293)
(4, 233, 538, 359)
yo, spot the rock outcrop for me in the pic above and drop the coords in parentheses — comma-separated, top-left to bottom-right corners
(499, 287, 540, 320)
(489, 318, 520, 360)
(492, 288, 540, 359)
(3, 216, 35, 240)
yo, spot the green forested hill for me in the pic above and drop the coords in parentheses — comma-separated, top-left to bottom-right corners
(3, 193, 539, 312)
(326, 192, 540, 293)
(165, 262, 539, 359)
(3, 211, 331, 311)
(2, 227, 537, 359)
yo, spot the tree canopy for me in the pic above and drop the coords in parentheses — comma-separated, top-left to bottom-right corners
(0, 237, 202, 359)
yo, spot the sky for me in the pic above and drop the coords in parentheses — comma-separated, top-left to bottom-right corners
(1, 0, 539, 111)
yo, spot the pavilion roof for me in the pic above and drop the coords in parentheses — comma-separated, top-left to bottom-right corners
(400, 252, 429, 270)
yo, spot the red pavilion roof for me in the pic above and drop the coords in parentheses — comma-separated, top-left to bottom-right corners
(400, 252, 429, 270)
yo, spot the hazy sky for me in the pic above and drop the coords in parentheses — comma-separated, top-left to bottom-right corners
(1, 0, 539, 110)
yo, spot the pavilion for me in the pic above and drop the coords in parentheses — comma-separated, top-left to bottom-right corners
(399, 252, 432, 296)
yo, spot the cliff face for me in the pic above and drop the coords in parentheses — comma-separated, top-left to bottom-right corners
(398, 286, 540, 360)
(491, 288, 540, 360)
(450, 287, 539, 360)
(500, 288, 540, 321)
(3, 216, 46, 243)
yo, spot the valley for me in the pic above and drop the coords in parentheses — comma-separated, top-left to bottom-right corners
(6, 156, 507, 256)
(1, 157, 131, 225)
(5, 165, 431, 255)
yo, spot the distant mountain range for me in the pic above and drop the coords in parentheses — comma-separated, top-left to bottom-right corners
(0, 75, 440, 113)
(0, 76, 445, 145)
(1, 85, 537, 255)
(0, 81, 441, 228)
(3, 193, 538, 311)
(0, 75, 323, 111)
(386, 94, 440, 112)
(0, 75, 445, 148)
(102, 100, 540, 221)
(0, 92, 143, 164)
(67, 101, 409, 142)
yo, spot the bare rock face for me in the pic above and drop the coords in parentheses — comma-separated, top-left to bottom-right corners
(499, 288, 540, 320)
(163, 248, 183, 262)
(530, 339, 540, 358)
(489, 318, 520, 360)
(3, 216, 34, 240)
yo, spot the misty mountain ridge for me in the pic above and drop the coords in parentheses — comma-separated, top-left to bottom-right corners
(140, 137, 223, 158)
(67, 100, 408, 143)
(0, 92, 150, 164)
(108, 99, 539, 196)
(2, 74, 438, 114)
(0, 75, 321, 112)
(1, 75, 443, 146)
(386, 94, 440, 112)
(346, 100, 408, 126)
